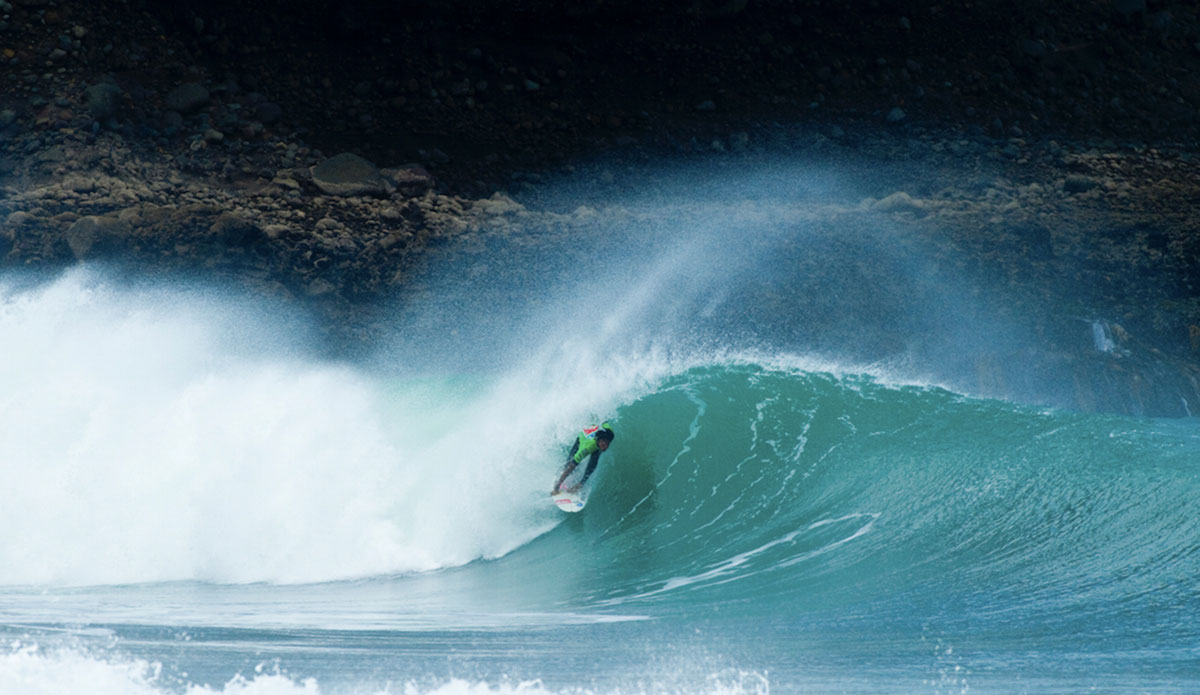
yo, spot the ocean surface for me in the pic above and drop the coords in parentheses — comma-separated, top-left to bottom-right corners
(3, 223, 1200, 694)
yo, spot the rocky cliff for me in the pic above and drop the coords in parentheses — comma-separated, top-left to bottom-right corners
(1, 0, 1198, 415)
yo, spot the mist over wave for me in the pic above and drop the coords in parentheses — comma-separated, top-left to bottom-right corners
(0, 268, 683, 586)
(4, 172, 939, 588)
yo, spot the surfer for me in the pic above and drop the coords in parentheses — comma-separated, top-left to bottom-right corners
(552, 422, 615, 494)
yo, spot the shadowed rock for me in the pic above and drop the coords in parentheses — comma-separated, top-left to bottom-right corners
(66, 216, 129, 260)
(165, 83, 210, 114)
(310, 153, 387, 197)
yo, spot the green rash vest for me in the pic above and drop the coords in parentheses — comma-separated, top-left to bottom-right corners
(572, 422, 612, 464)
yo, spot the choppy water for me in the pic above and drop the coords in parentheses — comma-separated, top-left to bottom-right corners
(2, 269, 1198, 694)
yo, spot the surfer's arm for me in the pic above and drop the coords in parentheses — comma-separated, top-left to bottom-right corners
(578, 451, 601, 485)
(554, 462, 577, 493)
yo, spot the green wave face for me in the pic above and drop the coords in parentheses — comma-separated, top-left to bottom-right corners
(505, 364, 1200, 643)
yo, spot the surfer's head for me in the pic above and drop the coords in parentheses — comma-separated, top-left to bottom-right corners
(596, 427, 614, 450)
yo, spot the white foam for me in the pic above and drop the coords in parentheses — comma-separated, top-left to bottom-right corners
(0, 269, 652, 586)
(0, 643, 770, 695)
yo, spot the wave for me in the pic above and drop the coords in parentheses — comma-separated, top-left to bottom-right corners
(3, 268, 1198, 643)
(541, 365, 1200, 628)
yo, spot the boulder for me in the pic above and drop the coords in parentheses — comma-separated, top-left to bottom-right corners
(255, 101, 283, 123)
(1064, 175, 1097, 193)
(85, 81, 124, 120)
(310, 152, 386, 197)
(209, 212, 265, 247)
(383, 165, 435, 197)
(165, 82, 210, 114)
(1112, 0, 1146, 18)
(65, 215, 129, 259)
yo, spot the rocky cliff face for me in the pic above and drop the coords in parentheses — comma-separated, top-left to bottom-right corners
(1, 0, 1198, 416)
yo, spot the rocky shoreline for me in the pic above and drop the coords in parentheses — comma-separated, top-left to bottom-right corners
(1, 0, 1199, 417)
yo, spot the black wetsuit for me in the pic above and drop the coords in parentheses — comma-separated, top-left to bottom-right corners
(567, 439, 603, 486)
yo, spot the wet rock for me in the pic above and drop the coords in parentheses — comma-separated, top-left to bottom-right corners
(1112, 0, 1145, 18)
(5, 211, 37, 227)
(165, 82, 210, 114)
(61, 174, 98, 193)
(85, 81, 123, 120)
(65, 215, 128, 260)
(255, 101, 282, 124)
(310, 152, 386, 197)
(162, 110, 185, 135)
(1021, 39, 1048, 59)
(383, 165, 435, 197)
(209, 212, 265, 247)
(690, 0, 748, 19)
(1064, 175, 1097, 193)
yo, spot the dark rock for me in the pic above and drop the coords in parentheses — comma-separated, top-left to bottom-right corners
(1112, 0, 1145, 18)
(162, 110, 185, 135)
(383, 165, 435, 197)
(165, 83, 210, 114)
(255, 101, 282, 124)
(4, 211, 36, 228)
(690, 0, 748, 19)
(65, 215, 129, 260)
(209, 212, 265, 247)
(310, 152, 386, 197)
(1064, 175, 1097, 193)
(1021, 39, 1048, 59)
(1150, 11, 1174, 34)
(85, 81, 123, 120)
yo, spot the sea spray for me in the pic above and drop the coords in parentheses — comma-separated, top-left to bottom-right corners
(0, 269, 672, 585)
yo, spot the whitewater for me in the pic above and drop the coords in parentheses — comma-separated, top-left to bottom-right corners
(3, 163, 1199, 694)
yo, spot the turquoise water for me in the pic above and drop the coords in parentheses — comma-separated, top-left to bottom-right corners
(2, 269, 1199, 694)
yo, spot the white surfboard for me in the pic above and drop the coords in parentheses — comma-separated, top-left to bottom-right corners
(551, 489, 587, 513)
